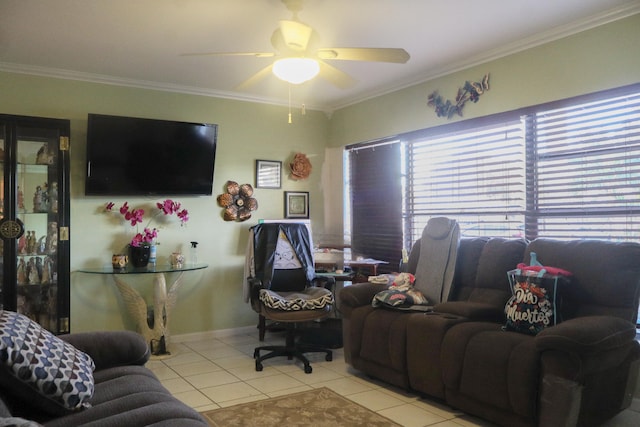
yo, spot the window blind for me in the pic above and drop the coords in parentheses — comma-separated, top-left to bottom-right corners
(348, 141, 403, 272)
(532, 92, 640, 240)
(406, 120, 526, 244)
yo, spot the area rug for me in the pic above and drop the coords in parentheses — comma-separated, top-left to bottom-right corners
(201, 387, 401, 427)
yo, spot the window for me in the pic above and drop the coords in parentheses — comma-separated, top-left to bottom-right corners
(345, 83, 640, 261)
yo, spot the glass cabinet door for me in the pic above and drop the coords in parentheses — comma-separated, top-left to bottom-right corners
(0, 114, 70, 334)
(15, 127, 61, 331)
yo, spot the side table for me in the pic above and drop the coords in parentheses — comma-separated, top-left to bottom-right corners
(78, 263, 208, 357)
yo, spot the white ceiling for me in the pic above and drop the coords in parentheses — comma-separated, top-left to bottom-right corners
(0, 0, 638, 112)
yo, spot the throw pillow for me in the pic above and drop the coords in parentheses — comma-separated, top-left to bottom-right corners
(0, 310, 95, 415)
(504, 254, 572, 335)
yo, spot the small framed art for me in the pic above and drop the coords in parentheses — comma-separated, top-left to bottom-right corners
(284, 191, 309, 218)
(255, 159, 282, 189)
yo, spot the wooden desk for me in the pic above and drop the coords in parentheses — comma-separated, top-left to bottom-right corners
(344, 259, 388, 282)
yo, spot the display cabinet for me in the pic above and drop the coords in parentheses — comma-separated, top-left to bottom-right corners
(0, 114, 70, 334)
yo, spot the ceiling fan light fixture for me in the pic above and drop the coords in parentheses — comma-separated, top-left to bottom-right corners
(272, 57, 320, 84)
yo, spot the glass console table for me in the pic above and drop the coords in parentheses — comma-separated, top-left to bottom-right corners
(78, 263, 208, 357)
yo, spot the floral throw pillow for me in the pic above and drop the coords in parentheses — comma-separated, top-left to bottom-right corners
(0, 310, 95, 415)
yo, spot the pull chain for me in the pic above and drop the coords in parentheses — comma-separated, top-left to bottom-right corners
(288, 84, 292, 124)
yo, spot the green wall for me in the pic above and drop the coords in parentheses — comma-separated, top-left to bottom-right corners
(329, 14, 640, 147)
(0, 13, 638, 336)
(0, 72, 329, 334)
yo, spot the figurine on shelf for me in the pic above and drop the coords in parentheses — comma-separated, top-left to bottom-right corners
(41, 257, 51, 284)
(35, 257, 43, 281)
(46, 222, 57, 254)
(27, 257, 39, 284)
(17, 186, 25, 213)
(17, 258, 27, 285)
(26, 231, 37, 255)
(18, 233, 26, 255)
(36, 143, 54, 165)
(41, 182, 50, 213)
(45, 256, 56, 283)
(38, 235, 46, 254)
(33, 186, 43, 213)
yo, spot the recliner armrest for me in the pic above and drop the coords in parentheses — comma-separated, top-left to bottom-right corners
(535, 315, 637, 354)
(339, 282, 388, 315)
(59, 330, 150, 370)
(433, 301, 505, 322)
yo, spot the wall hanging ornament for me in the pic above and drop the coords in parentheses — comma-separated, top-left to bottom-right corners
(289, 153, 312, 180)
(427, 73, 490, 119)
(217, 180, 258, 222)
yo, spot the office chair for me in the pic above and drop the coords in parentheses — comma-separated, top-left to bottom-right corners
(246, 222, 334, 373)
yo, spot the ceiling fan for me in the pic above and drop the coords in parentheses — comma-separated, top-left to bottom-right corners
(182, 0, 410, 90)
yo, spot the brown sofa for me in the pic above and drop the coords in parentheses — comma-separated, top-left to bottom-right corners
(0, 327, 208, 426)
(340, 237, 640, 427)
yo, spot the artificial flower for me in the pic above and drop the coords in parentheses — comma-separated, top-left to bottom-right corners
(104, 199, 188, 247)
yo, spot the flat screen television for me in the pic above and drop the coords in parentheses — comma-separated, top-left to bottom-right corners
(85, 114, 217, 196)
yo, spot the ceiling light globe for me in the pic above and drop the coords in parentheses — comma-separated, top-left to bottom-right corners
(272, 58, 320, 84)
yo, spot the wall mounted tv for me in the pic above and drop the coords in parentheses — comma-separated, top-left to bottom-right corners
(85, 114, 217, 196)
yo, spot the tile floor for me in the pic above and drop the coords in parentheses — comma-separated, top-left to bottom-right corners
(147, 328, 640, 427)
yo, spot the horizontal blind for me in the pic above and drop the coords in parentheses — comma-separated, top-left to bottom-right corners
(349, 142, 403, 272)
(407, 120, 526, 243)
(534, 92, 640, 240)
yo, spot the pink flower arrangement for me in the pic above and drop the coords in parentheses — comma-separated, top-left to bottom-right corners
(105, 199, 189, 247)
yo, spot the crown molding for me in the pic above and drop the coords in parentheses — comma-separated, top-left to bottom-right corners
(1, 2, 638, 115)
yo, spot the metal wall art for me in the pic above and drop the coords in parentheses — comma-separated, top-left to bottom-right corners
(427, 73, 490, 119)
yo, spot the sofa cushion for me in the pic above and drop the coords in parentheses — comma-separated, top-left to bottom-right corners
(0, 310, 95, 415)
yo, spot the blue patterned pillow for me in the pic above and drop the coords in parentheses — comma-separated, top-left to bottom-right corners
(0, 310, 95, 415)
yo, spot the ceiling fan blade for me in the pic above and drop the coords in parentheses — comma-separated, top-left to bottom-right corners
(235, 64, 274, 91)
(317, 61, 356, 89)
(181, 52, 275, 58)
(278, 20, 313, 51)
(317, 47, 410, 63)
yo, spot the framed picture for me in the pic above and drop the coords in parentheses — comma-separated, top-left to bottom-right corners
(284, 191, 309, 218)
(255, 159, 282, 189)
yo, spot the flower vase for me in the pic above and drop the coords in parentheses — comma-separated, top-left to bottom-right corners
(129, 245, 150, 268)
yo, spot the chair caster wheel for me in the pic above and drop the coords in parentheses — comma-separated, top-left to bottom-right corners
(304, 365, 312, 374)
(326, 354, 332, 362)
(255, 362, 263, 372)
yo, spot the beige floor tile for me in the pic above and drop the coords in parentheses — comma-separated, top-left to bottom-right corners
(213, 354, 257, 370)
(285, 364, 345, 384)
(160, 377, 196, 394)
(345, 388, 408, 412)
(411, 399, 463, 419)
(198, 346, 247, 360)
(217, 393, 269, 408)
(378, 403, 447, 427)
(245, 373, 307, 394)
(163, 351, 208, 366)
(267, 384, 313, 397)
(146, 363, 179, 380)
(226, 362, 281, 381)
(312, 377, 376, 395)
(199, 381, 263, 403)
(169, 360, 222, 377)
(172, 389, 214, 409)
(183, 370, 240, 389)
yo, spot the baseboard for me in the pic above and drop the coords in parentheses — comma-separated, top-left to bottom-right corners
(171, 325, 256, 343)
